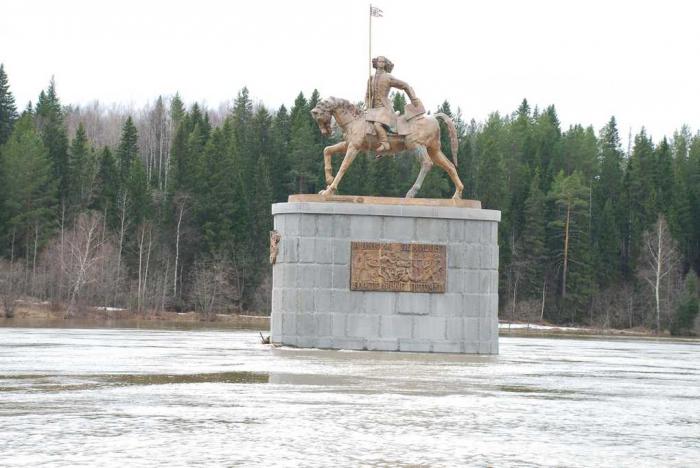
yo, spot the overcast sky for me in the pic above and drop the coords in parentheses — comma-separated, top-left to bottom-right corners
(1, 0, 698, 140)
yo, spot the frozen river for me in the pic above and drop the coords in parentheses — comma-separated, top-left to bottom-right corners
(0, 327, 698, 467)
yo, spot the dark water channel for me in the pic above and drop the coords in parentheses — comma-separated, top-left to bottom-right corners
(0, 327, 698, 467)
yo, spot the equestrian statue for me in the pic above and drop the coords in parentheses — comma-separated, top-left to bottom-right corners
(310, 55, 464, 199)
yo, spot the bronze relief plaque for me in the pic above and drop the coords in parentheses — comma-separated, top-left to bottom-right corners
(350, 242, 446, 293)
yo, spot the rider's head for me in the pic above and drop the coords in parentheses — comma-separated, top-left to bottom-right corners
(372, 56, 394, 73)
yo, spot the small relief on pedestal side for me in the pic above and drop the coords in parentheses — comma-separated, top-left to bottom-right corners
(269, 230, 282, 264)
(350, 241, 446, 293)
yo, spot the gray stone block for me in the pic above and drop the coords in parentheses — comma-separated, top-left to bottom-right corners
(399, 206, 438, 219)
(316, 215, 334, 237)
(463, 342, 479, 353)
(448, 220, 465, 242)
(488, 270, 499, 294)
(464, 317, 479, 343)
(273, 214, 285, 231)
(298, 264, 316, 289)
(447, 268, 462, 293)
(331, 313, 346, 337)
(332, 264, 349, 290)
(284, 215, 301, 236)
(332, 338, 366, 350)
(447, 243, 464, 268)
(431, 293, 462, 316)
(347, 314, 380, 338)
(333, 215, 351, 238)
(433, 342, 462, 353)
(297, 314, 316, 337)
(383, 217, 415, 241)
(281, 335, 297, 347)
(316, 337, 334, 349)
(463, 243, 480, 269)
(280, 238, 298, 263)
(463, 294, 480, 317)
(367, 339, 399, 351)
(479, 316, 494, 342)
(349, 291, 366, 313)
(464, 221, 482, 242)
(397, 293, 430, 315)
(350, 215, 381, 239)
(332, 239, 350, 265)
(271, 314, 282, 338)
(300, 214, 317, 237)
(331, 290, 351, 314)
(463, 270, 481, 294)
(282, 288, 299, 313)
(315, 238, 333, 264)
(364, 292, 395, 314)
(399, 339, 432, 352)
(316, 314, 332, 336)
(316, 264, 333, 289)
(296, 336, 317, 348)
(416, 218, 448, 242)
(299, 237, 315, 263)
(271, 289, 282, 313)
(446, 317, 463, 341)
(414, 316, 446, 340)
(478, 342, 491, 354)
(314, 290, 332, 313)
(282, 313, 297, 335)
(380, 315, 413, 339)
(299, 289, 315, 313)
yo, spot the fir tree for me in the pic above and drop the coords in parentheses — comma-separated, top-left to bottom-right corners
(0, 114, 56, 257)
(36, 78, 69, 202)
(116, 116, 139, 186)
(0, 64, 19, 146)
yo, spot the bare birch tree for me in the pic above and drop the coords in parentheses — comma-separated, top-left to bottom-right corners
(638, 216, 680, 334)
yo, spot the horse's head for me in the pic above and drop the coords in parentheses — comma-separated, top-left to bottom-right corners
(310, 99, 333, 136)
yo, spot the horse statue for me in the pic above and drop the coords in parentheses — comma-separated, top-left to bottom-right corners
(310, 97, 465, 199)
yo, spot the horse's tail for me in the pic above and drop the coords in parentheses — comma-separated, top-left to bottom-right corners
(434, 113, 458, 168)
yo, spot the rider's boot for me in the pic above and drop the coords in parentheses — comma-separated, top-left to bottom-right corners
(374, 123, 391, 152)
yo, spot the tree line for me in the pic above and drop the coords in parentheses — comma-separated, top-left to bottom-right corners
(0, 64, 697, 333)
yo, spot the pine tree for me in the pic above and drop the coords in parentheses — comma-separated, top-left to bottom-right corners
(519, 170, 546, 299)
(548, 170, 593, 322)
(654, 137, 674, 214)
(0, 64, 19, 146)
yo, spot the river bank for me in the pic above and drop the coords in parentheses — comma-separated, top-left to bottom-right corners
(4, 300, 697, 341)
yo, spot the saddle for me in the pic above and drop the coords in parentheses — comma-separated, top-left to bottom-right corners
(366, 101, 425, 137)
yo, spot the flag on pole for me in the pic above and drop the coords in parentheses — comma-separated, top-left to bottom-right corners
(370, 5, 383, 17)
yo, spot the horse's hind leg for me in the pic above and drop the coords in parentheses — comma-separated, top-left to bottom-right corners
(323, 141, 347, 186)
(320, 145, 359, 196)
(405, 146, 433, 198)
(427, 145, 464, 199)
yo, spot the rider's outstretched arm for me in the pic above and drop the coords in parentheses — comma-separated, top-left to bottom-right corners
(389, 77, 417, 102)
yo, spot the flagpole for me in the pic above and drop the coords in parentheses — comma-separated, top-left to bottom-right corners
(368, 4, 372, 109)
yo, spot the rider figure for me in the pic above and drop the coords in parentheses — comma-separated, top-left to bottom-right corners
(365, 56, 421, 153)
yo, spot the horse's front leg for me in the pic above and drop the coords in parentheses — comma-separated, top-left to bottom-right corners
(405, 146, 433, 198)
(322, 141, 347, 186)
(320, 145, 359, 196)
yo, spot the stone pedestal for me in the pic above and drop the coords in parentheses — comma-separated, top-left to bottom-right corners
(270, 195, 501, 354)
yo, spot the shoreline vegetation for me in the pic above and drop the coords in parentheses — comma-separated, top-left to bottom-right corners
(3, 301, 696, 341)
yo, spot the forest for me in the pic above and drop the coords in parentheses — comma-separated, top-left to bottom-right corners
(0, 64, 698, 334)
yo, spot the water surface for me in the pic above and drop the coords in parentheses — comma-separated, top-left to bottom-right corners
(0, 328, 698, 467)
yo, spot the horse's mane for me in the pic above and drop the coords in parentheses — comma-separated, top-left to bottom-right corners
(317, 97, 362, 117)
